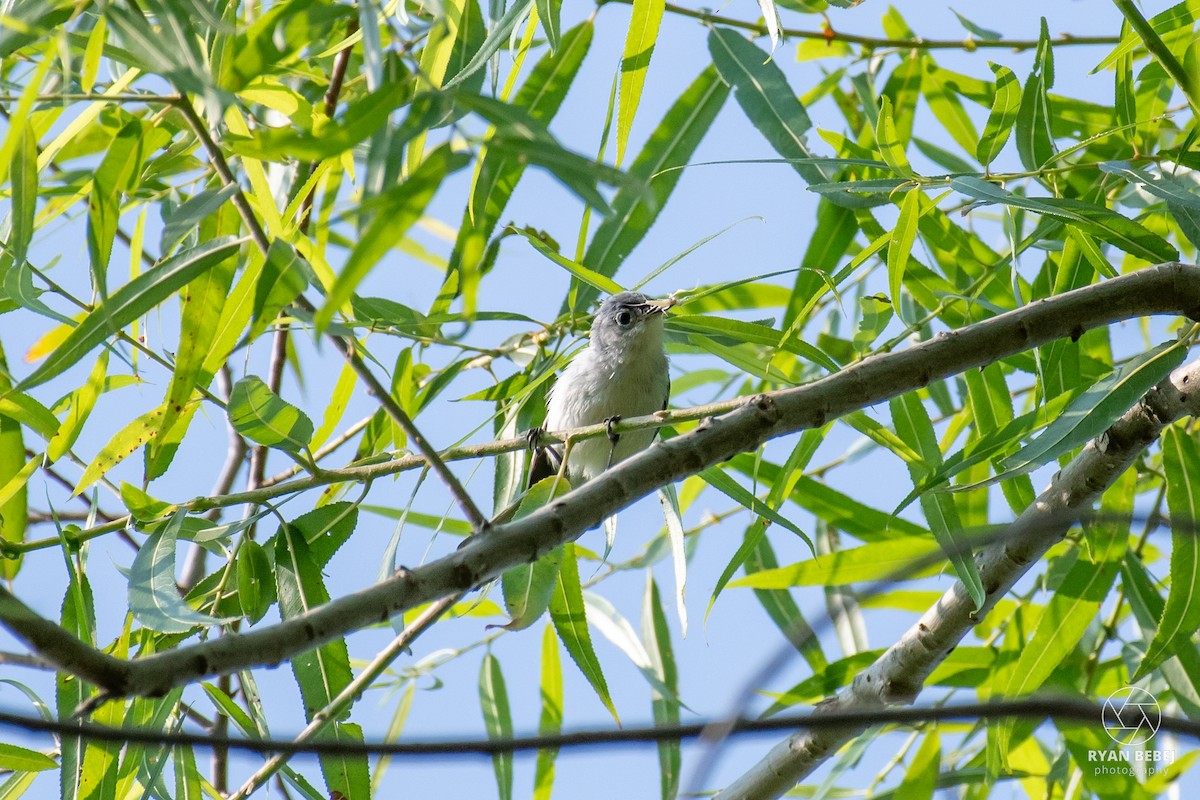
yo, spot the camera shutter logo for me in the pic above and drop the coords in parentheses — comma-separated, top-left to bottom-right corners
(1101, 687, 1161, 746)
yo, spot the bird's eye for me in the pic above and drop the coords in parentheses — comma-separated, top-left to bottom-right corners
(616, 310, 633, 327)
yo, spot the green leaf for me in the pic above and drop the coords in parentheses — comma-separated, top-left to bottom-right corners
(977, 63, 1021, 166)
(47, 351, 107, 463)
(120, 483, 174, 522)
(76, 688, 121, 800)
(56, 564, 95, 800)
(791, 475, 928, 541)
(533, 624, 562, 800)
(842, 409, 923, 467)
(1122, 552, 1200, 720)
(479, 652, 514, 800)
(731, 536, 945, 588)
(952, 10, 1001, 40)
(0, 390, 57, 442)
(227, 376, 314, 454)
(1100, 160, 1200, 209)
(8, 121, 37, 266)
(0, 346, 27, 578)
(481, 130, 636, 215)
(891, 392, 984, 609)
(617, 0, 665, 165)
(642, 575, 679, 800)
(18, 236, 246, 391)
(920, 58, 980, 156)
(535, 0, 562, 52)
(667, 314, 840, 373)
(173, 743, 203, 800)
(159, 185, 240, 255)
(0, 743, 57, 772)
(311, 362, 357, 452)
(253, 239, 308, 326)
(316, 146, 468, 332)
(549, 543, 618, 723)
(579, 65, 728, 312)
(129, 511, 232, 634)
(501, 476, 571, 630)
(874, 96, 912, 176)
(515, 227, 623, 295)
(87, 121, 143, 298)
(274, 525, 369, 800)
(1015, 19, 1055, 170)
(896, 729, 940, 800)
(995, 341, 1187, 483)
(951, 176, 1178, 263)
(1137, 427, 1200, 678)
(887, 188, 921, 320)
(699, 467, 811, 545)
(444, 0, 534, 89)
(285, 501, 361, 568)
(1112, 0, 1200, 116)
(902, 388, 1074, 507)
(912, 137, 975, 175)
(707, 28, 824, 185)
(109, 0, 209, 95)
(237, 539, 276, 625)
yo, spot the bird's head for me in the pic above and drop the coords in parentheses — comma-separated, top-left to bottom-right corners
(590, 291, 671, 362)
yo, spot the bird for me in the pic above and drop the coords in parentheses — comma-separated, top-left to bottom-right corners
(529, 291, 672, 487)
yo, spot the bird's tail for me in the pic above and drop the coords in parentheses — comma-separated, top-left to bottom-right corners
(527, 445, 562, 487)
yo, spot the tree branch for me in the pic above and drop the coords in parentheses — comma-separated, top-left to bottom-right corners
(603, 0, 1121, 52)
(714, 356, 1200, 799)
(0, 263, 1196, 699)
(0, 696, 1195, 757)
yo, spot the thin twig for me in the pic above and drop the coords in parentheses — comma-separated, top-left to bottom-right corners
(603, 0, 1121, 52)
(298, 19, 359, 233)
(0, 697, 1195, 756)
(260, 414, 373, 488)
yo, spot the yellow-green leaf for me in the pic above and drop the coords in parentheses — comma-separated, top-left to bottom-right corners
(74, 405, 166, 496)
(616, 0, 665, 165)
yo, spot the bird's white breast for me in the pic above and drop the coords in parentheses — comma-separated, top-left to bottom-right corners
(544, 332, 669, 482)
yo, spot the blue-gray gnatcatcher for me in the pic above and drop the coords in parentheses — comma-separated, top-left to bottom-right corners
(530, 291, 672, 486)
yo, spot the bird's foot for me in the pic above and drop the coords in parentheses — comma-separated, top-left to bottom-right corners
(604, 416, 622, 447)
(526, 426, 544, 450)
(604, 416, 622, 470)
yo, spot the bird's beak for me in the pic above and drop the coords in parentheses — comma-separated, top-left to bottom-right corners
(642, 298, 674, 316)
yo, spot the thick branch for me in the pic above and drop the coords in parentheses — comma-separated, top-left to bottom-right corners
(1, 263, 1199, 699)
(714, 357, 1200, 798)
